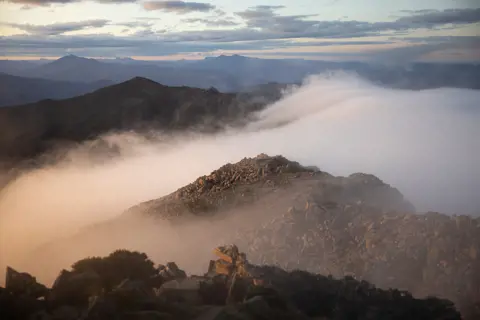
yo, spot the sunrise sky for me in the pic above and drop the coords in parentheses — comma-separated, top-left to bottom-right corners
(0, 0, 479, 61)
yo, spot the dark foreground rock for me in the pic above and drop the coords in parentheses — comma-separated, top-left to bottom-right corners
(0, 245, 463, 320)
(125, 154, 479, 319)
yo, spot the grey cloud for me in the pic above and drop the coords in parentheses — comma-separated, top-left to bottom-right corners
(3, 19, 159, 36)
(3, 19, 110, 35)
(371, 37, 480, 63)
(118, 21, 154, 28)
(142, 1, 215, 13)
(397, 8, 480, 25)
(1, 0, 135, 5)
(0, 34, 394, 57)
(230, 6, 480, 42)
(2, 28, 459, 60)
(183, 17, 239, 27)
(0, 34, 278, 57)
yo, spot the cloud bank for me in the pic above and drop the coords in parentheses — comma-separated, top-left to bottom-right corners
(0, 72, 478, 283)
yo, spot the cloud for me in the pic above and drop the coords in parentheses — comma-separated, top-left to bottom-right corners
(0, 73, 479, 282)
(397, 8, 480, 25)
(372, 36, 480, 63)
(142, 1, 215, 13)
(1, 0, 135, 5)
(1, 19, 161, 36)
(1, 6, 479, 60)
(182, 17, 239, 27)
(2, 19, 110, 36)
(1, 30, 477, 61)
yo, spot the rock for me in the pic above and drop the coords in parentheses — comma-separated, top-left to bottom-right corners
(157, 278, 203, 305)
(0, 245, 466, 320)
(48, 269, 102, 306)
(50, 306, 80, 320)
(5, 266, 48, 299)
(122, 310, 173, 320)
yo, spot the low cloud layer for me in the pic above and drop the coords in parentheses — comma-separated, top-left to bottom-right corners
(0, 72, 478, 282)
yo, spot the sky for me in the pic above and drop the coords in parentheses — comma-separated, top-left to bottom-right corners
(0, 0, 479, 61)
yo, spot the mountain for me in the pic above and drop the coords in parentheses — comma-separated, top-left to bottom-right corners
(181, 55, 480, 90)
(0, 72, 113, 107)
(10, 55, 240, 91)
(27, 154, 479, 319)
(0, 59, 49, 75)
(0, 77, 272, 161)
(3, 55, 479, 92)
(183, 55, 318, 88)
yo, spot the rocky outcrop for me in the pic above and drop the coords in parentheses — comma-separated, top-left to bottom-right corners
(125, 154, 479, 318)
(0, 246, 464, 320)
(129, 154, 413, 219)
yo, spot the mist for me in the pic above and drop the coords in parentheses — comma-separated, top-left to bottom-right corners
(0, 72, 479, 284)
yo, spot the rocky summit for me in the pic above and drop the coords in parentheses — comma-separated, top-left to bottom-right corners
(0, 245, 464, 320)
(124, 154, 479, 319)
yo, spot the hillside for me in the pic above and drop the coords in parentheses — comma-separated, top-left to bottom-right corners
(0, 72, 112, 107)
(130, 154, 479, 317)
(28, 154, 479, 319)
(0, 78, 276, 161)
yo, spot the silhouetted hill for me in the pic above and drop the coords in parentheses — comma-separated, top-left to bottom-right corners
(0, 72, 113, 107)
(0, 77, 270, 161)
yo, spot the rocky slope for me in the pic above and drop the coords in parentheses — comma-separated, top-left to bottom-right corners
(10, 154, 479, 319)
(124, 154, 479, 318)
(0, 78, 276, 162)
(0, 245, 463, 320)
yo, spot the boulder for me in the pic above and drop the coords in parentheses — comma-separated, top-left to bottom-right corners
(5, 266, 48, 299)
(48, 269, 103, 306)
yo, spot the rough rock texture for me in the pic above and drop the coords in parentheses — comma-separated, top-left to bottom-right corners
(128, 154, 414, 219)
(0, 246, 463, 320)
(126, 154, 479, 318)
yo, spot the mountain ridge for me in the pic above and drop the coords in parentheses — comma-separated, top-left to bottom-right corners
(0, 77, 277, 161)
(22, 154, 479, 319)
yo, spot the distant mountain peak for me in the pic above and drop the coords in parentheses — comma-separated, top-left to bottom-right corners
(54, 55, 98, 64)
(114, 57, 135, 61)
(128, 76, 160, 84)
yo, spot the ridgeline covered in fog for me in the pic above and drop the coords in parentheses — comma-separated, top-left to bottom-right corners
(0, 72, 478, 318)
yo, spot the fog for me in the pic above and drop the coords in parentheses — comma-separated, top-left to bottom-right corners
(0, 72, 479, 284)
